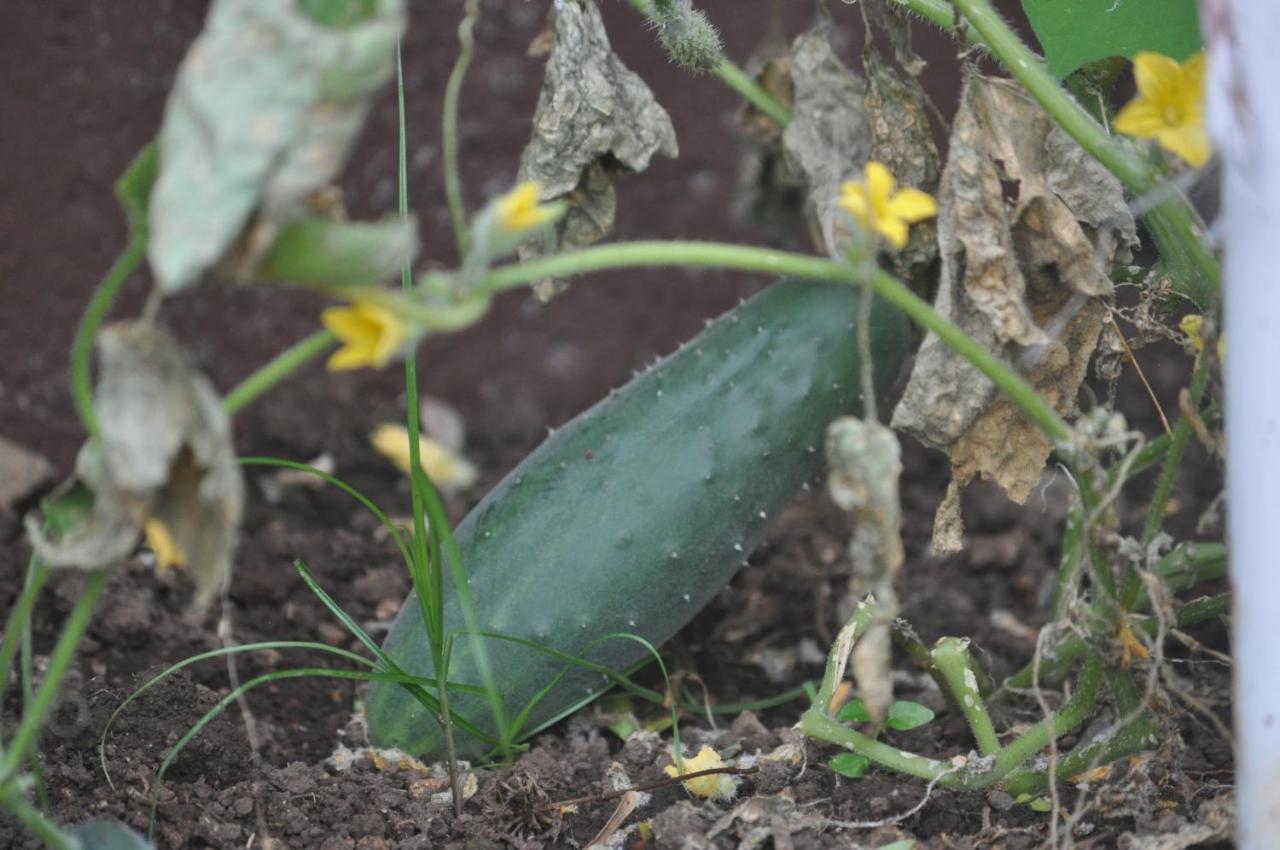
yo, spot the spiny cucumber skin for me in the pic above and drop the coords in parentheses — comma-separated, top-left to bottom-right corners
(366, 279, 908, 758)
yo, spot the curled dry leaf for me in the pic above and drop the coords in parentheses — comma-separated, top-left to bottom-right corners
(863, 43, 940, 287)
(780, 28, 871, 257)
(27, 323, 243, 611)
(826, 418, 904, 720)
(892, 74, 1138, 544)
(148, 0, 405, 293)
(517, 0, 678, 300)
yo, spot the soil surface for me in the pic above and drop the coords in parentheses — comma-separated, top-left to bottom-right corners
(1, 2, 1231, 849)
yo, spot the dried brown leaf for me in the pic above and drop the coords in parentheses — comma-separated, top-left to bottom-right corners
(892, 73, 1137, 506)
(780, 28, 870, 257)
(517, 0, 678, 300)
(28, 323, 242, 610)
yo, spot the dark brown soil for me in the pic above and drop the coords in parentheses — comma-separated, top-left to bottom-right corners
(0, 2, 1231, 849)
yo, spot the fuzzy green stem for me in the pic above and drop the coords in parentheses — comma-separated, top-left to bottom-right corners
(948, 0, 1220, 307)
(476, 241, 1072, 443)
(1050, 503, 1089, 619)
(802, 654, 1104, 790)
(891, 0, 982, 44)
(714, 58, 792, 126)
(0, 789, 76, 850)
(0, 570, 107, 781)
(442, 0, 479, 257)
(932, 638, 1000, 755)
(69, 239, 146, 438)
(222, 330, 337, 414)
(813, 597, 878, 712)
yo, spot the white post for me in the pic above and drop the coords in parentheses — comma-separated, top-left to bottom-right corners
(1205, 2, 1280, 846)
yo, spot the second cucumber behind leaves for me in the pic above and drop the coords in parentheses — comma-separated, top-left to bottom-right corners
(366, 277, 909, 758)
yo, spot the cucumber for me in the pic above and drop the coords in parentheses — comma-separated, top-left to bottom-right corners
(366, 278, 908, 758)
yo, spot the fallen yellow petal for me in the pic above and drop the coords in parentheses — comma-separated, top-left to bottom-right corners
(663, 745, 738, 801)
(371, 423, 478, 489)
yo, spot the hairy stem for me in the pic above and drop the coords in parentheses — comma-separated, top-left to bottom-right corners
(933, 638, 1000, 755)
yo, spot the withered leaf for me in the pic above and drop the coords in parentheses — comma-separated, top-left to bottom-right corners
(863, 44, 940, 287)
(148, 0, 405, 293)
(517, 0, 678, 300)
(28, 323, 243, 610)
(826, 418, 904, 720)
(780, 28, 870, 257)
(892, 73, 1138, 508)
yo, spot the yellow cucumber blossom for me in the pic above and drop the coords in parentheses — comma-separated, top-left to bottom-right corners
(144, 518, 186, 572)
(839, 161, 937, 250)
(664, 745, 739, 801)
(494, 181, 558, 235)
(321, 300, 407, 372)
(1114, 51, 1210, 167)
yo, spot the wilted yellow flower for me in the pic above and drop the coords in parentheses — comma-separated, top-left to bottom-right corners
(370, 423, 478, 489)
(321, 300, 407, 372)
(144, 518, 186, 572)
(839, 161, 937, 249)
(1180, 313, 1224, 361)
(663, 745, 738, 801)
(494, 181, 558, 234)
(1114, 51, 1210, 167)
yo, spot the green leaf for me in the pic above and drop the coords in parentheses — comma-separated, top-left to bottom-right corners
(828, 752, 871, 779)
(836, 698, 871, 724)
(69, 820, 156, 850)
(1028, 797, 1053, 813)
(1021, 0, 1202, 79)
(887, 701, 935, 731)
(113, 143, 158, 237)
(256, 217, 418, 286)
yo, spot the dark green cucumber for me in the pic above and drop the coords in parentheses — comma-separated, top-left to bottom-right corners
(366, 278, 907, 757)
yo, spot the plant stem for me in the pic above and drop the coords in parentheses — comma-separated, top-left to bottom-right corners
(813, 597, 877, 713)
(0, 570, 107, 781)
(891, 0, 982, 44)
(948, 0, 1220, 307)
(442, 0, 479, 257)
(69, 239, 146, 438)
(477, 241, 1072, 443)
(222, 330, 336, 414)
(800, 709, 953, 781)
(932, 638, 1000, 755)
(713, 58, 792, 126)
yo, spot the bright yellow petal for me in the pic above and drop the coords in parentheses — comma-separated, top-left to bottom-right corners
(886, 187, 938, 224)
(839, 182, 872, 226)
(321, 305, 376, 340)
(1180, 314, 1205, 352)
(1132, 52, 1184, 102)
(663, 746, 737, 801)
(495, 181, 555, 233)
(370, 423, 477, 487)
(1113, 98, 1166, 138)
(876, 216, 910, 249)
(1181, 52, 1205, 97)
(1157, 123, 1212, 167)
(326, 343, 376, 372)
(360, 303, 406, 366)
(864, 161, 896, 206)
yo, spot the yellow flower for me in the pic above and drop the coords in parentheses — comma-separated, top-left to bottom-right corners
(144, 518, 186, 572)
(1114, 51, 1210, 167)
(370, 423, 478, 489)
(839, 161, 938, 250)
(494, 181, 558, 234)
(663, 745, 739, 801)
(1180, 313, 1225, 361)
(321, 300, 406, 372)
